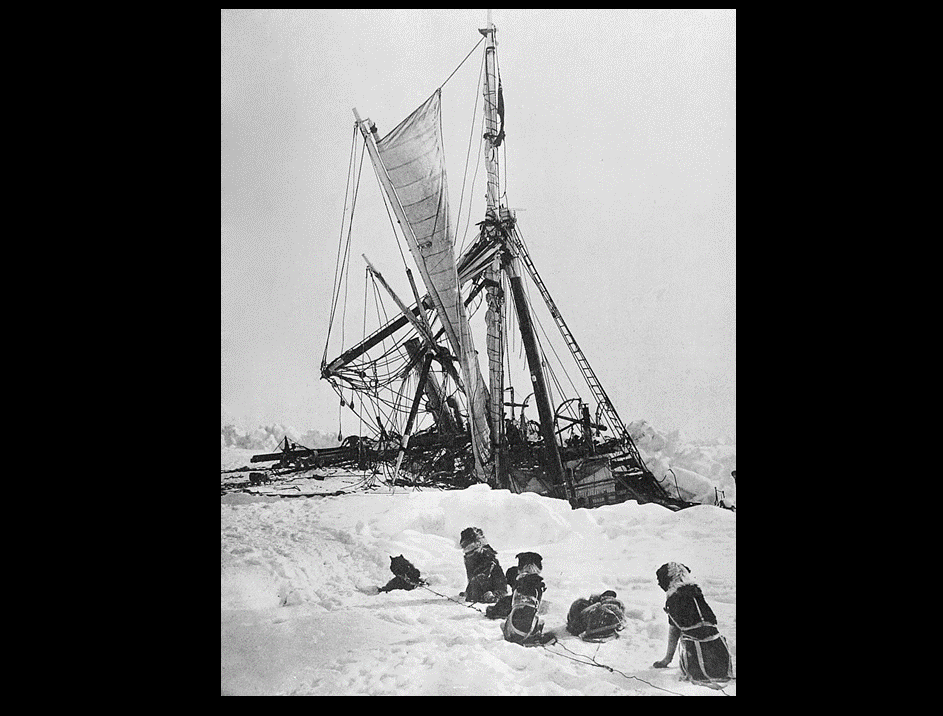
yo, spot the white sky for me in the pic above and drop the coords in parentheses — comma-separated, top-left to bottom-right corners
(221, 9, 736, 441)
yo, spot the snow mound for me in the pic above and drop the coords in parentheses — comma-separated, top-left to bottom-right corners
(628, 420, 736, 507)
(221, 482, 735, 695)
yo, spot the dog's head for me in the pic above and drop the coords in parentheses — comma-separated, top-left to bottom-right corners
(516, 551, 543, 573)
(460, 527, 485, 549)
(505, 566, 520, 589)
(390, 555, 420, 580)
(656, 562, 690, 592)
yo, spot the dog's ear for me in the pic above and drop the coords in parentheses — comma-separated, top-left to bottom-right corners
(682, 564, 690, 573)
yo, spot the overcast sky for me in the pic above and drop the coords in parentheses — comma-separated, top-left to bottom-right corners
(221, 9, 736, 441)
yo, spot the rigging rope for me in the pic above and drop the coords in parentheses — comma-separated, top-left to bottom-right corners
(515, 256, 578, 424)
(533, 302, 579, 401)
(455, 49, 485, 253)
(438, 36, 485, 92)
(324, 127, 359, 366)
(337, 142, 367, 356)
(459, 119, 485, 256)
(516, 227, 581, 401)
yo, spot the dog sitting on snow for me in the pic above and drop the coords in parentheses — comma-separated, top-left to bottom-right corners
(565, 590, 627, 642)
(652, 562, 734, 686)
(484, 552, 551, 644)
(459, 527, 508, 603)
(377, 555, 425, 593)
(500, 553, 553, 645)
(484, 555, 534, 619)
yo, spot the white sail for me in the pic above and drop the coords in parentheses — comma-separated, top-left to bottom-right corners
(374, 90, 493, 481)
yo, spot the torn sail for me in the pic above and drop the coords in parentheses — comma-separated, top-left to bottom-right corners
(374, 90, 493, 482)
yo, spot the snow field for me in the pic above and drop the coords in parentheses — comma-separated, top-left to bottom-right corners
(221, 480, 735, 695)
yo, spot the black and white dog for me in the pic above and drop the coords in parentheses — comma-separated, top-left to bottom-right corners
(460, 527, 508, 603)
(498, 552, 553, 645)
(652, 562, 734, 685)
(486, 551, 541, 619)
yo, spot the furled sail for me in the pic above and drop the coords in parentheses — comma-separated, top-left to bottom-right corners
(374, 90, 493, 482)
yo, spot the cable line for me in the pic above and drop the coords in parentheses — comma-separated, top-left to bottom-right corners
(439, 36, 485, 91)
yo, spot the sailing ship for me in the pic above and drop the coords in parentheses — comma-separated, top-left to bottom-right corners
(292, 14, 691, 510)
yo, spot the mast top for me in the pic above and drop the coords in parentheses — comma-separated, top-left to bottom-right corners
(479, 9, 496, 38)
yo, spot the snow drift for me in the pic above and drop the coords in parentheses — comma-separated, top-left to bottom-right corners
(221, 470, 735, 695)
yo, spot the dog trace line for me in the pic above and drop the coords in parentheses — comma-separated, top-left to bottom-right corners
(540, 639, 692, 696)
(405, 578, 730, 695)
(543, 640, 731, 696)
(407, 578, 486, 614)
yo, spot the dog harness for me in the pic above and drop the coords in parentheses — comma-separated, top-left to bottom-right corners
(665, 591, 715, 636)
(577, 600, 626, 641)
(504, 590, 542, 642)
(666, 593, 734, 683)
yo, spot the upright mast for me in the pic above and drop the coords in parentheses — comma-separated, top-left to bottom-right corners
(480, 13, 565, 491)
(481, 10, 501, 209)
(480, 12, 506, 485)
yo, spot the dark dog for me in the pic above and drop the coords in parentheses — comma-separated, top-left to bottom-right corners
(565, 590, 626, 641)
(501, 573, 552, 645)
(377, 555, 424, 593)
(485, 549, 543, 619)
(249, 472, 272, 486)
(460, 527, 508, 603)
(653, 563, 734, 685)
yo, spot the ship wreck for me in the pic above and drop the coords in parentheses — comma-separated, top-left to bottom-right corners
(252, 15, 694, 511)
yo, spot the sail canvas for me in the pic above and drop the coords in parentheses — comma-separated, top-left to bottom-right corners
(374, 90, 493, 481)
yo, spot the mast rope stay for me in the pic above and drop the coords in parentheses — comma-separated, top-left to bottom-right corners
(458, 121, 485, 257)
(455, 49, 486, 259)
(438, 35, 485, 92)
(323, 126, 360, 367)
(336, 141, 367, 366)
